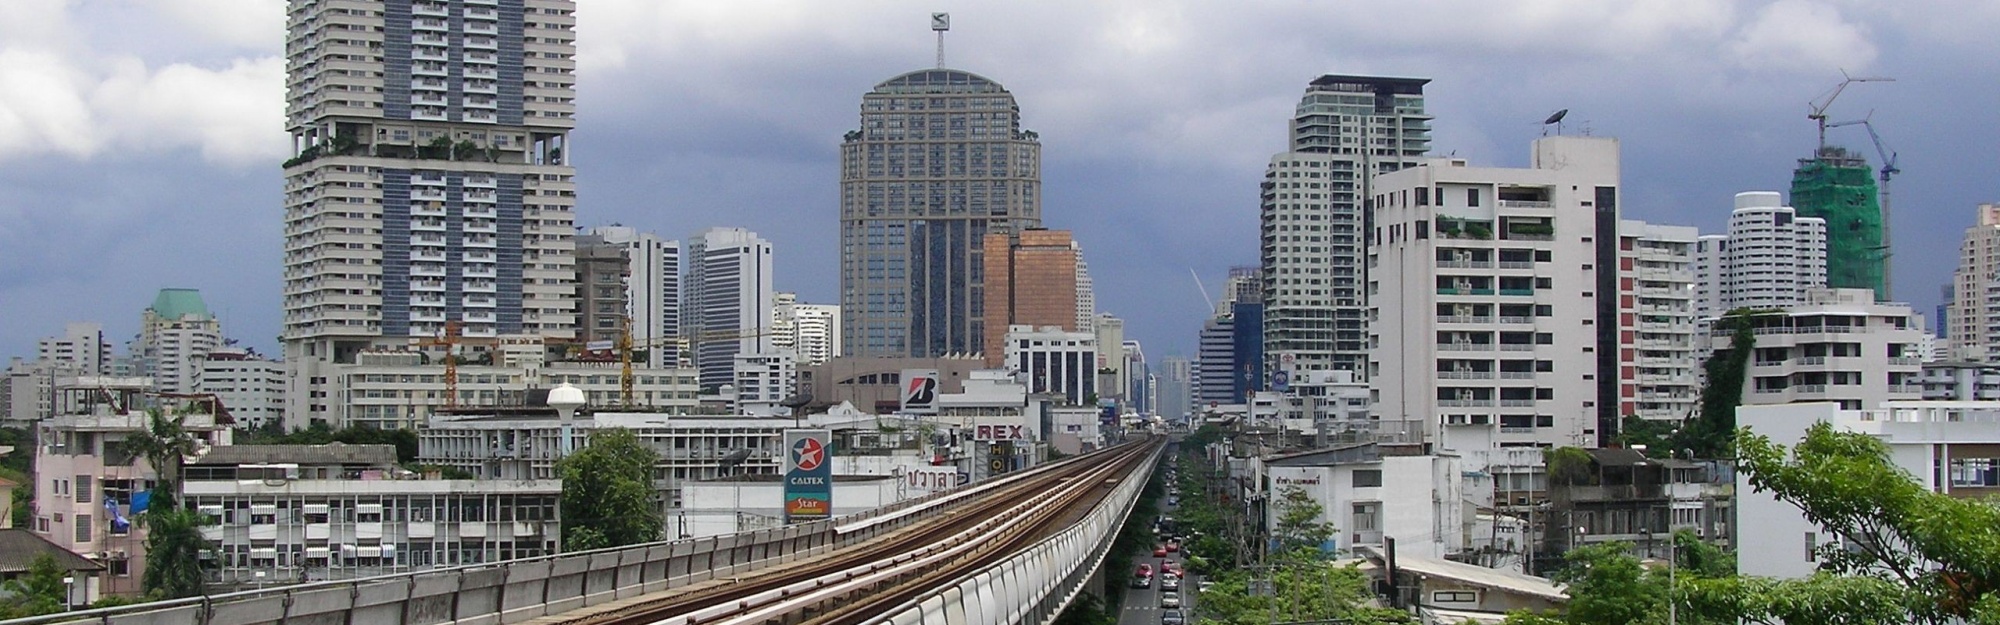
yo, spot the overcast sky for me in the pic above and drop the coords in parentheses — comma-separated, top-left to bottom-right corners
(3, 0, 1996, 364)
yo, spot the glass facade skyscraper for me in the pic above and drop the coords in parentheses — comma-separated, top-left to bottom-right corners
(839, 69, 1042, 358)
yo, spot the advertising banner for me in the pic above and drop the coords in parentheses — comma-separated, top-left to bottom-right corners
(900, 369, 940, 414)
(783, 429, 833, 523)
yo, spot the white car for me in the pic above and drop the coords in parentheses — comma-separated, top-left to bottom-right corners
(1160, 592, 1181, 608)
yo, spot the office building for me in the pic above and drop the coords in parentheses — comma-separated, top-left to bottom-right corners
(1195, 313, 1237, 405)
(573, 233, 629, 347)
(772, 294, 841, 367)
(585, 226, 682, 367)
(1157, 356, 1192, 422)
(199, 348, 285, 430)
(1737, 401, 2000, 580)
(281, 0, 580, 421)
(183, 444, 560, 587)
(981, 230, 1081, 367)
(1093, 314, 1127, 405)
(733, 349, 799, 414)
(1790, 146, 1885, 298)
(1260, 75, 1432, 379)
(1720, 288, 1923, 410)
(1123, 340, 1149, 414)
(1075, 251, 1096, 331)
(839, 68, 1042, 358)
(1949, 205, 2000, 361)
(683, 228, 774, 390)
(1003, 325, 1098, 405)
(1369, 136, 1621, 449)
(133, 289, 223, 396)
(1693, 192, 1829, 320)
(1620, 221, 1700, 422)
(419, 412, 794, 509)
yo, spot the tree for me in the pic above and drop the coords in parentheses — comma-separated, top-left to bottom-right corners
(1195, 552, 1412, 625)
(1681, 310, 1760, 458)
(1731, 422, 2000, 624)
(120, 410, 199, 511)
(1548, 542, 1667, 625)
(1, 554, 69, 617)
(119, 409, 210, 599)
(558, 428, 662, 551)
(1272, 486, 1334, 554)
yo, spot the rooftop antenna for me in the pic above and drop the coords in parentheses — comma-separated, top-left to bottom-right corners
(1541, 109, 1568, 137)
(931, 12, 950, 69)
(1809, 69, 1893, 152)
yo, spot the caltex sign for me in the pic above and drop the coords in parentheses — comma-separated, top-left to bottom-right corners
(783, 429, 833, 523)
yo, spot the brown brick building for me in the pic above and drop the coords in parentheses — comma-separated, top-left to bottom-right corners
(982, 229, 1080, 366)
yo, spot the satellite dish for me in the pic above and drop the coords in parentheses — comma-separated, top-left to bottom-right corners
(779, 393, 814, 410)
(717, 448, 754, 470)
(1543, 109, 1569, 125)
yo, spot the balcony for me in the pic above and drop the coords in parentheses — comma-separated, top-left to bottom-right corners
(1437, 260, 1494, 269)
(1438, 344, 1493, 352)
(1438, 287, 1496, 296)
(1497, 200, 1553, 209)
(1438, 371, 1495, 380)
(1438, 399, 1496, 407)
(1438, 316, 1494, 324)
(1500, 372, 1536, 380)
(1498, 344, 1537, 352)
(1499, 399, 1537, 407)
(1498, 316, 1534, 324)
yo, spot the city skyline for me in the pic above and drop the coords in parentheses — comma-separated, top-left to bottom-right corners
(5, 2, 2000, 362)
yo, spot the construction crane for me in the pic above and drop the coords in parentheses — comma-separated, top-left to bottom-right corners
(1808, 70, 1893, 151)
(1829, 115, 1901, 298)
(614, 318, 787, 407)
(409, 321, 500, 410)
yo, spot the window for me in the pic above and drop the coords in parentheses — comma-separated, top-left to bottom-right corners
(75, 514, 91, 543)
(75, 476, 91, 503)
(1467, 188, 1481, 207)
(109, 559, 129, 576)
(1433, 591, 1477, 603)
(1353, 503, 1381, 531)
(1352, 469, 1383, 487)
(1805, 532, 1818, 562)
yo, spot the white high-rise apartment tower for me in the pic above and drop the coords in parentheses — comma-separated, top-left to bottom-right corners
(280, 0, 580, 420)
(1260, 75, 1432, 379)
(1693, 192, 1828, 320)
(586, 226, 682, 367)
(1620, 221, 1701, 422)
(771, 295, 841, 367)
(1949, 204, 2000, 361)
(135, 288, 223, 396)
(1370, 136, 1624, 449)
(684, 228, 774, 389)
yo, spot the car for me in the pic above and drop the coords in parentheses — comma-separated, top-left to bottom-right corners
(1153, 545, 1168, 557)
(1168, 497, 1180, 506)
(1161, 577, 1181, 591)
(1130, 575, 1152, 589)
(1164, 562, 1184, 577)
(1166, 539, 1180, 553)
(1160, 592, 1181, 608)
(1137, 563, 1153, 577)
(1198, 580, 1214, 594)
(1161, 609, 1187, 625)
(1161, 568, 1180, 579)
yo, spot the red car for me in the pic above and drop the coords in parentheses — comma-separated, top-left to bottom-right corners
(1153, 545, 1168, 557)
(1136, 563, 1154, 578)
(1164, 562, 1184, 576)
(1166, 540, 1181, 553)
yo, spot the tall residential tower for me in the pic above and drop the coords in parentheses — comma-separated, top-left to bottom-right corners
(840, 69, 1042, 359)
(280, 0, 580, 419)
(1259, 75, 1431, 380)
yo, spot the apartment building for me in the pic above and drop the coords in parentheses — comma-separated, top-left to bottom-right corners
(585, 226, 682, 368)
(1721, 288, 1923, 410)
(182, 444, 559, 587)
(199, 348, 286, 430)
(1369, 136, 1622, 449)
(418, 412, 794, 508)
(1920, 361, 2000, 401)
(1949, 204, 2000, 360)
(332, 350, 697, 429)
(1620, 221, 1700, 422)
(1693, 192, 1828, 320)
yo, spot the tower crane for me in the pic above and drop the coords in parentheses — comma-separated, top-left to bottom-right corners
(1808, 71, 1893, 151)
(409, 321, 500, 410)
(612, 317, 786, 407)
(1829, 115, 1901, 298)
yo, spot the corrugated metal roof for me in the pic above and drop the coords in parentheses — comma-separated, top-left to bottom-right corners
(0, 529, 102, 573)
(189, 443, 398, 467)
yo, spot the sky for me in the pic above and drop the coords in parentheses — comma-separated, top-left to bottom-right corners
(3, 0, 1998, 364)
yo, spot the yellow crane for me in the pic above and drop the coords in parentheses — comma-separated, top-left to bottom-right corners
(613, 317, 786, 407)
(409, 321, 500, 410)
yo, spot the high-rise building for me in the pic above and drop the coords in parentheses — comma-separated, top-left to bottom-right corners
(1619, 220, 1700, 422)
(772, 293, 842, 366)
(281, 0, 580, 421)
(981, 229, 1080, 366)
(684, 228, 774, 389)
(1693, 192, 1829, 320)
(135, 288, 223, 396)
(1790, 146, 1884, 298)
(1949, 205, 2000, 361)
(1094, 314, 1127, 403)
(585, 226, 683, 367)
(1195, 314, 1236, 405)
(1260, 75, 1432, 380)
(1074, 249, 1096, 331)
(1723, 288, 1923, 410)
(1123, 340, 1149, 414)
(1158, 356, 1192, 422)
(198, 348, 285, 430)
(840, 69, 1042, 358)
(1369, 136, 1622, 449)
(1003, 325, 1096, 405)
(38, 322, 109, 376)
(574, 233, 629, 346)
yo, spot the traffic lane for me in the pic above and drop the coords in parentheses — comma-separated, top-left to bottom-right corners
(1119, 573, 1159, 625)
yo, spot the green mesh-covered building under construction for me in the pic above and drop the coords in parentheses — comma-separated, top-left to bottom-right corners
(1790, 145, 1884, 299)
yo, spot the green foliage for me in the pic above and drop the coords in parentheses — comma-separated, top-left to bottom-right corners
(411, 464, 478, 479)
(1272, 486, 1334, 553)
(558, 428, 663, 550)
(1685, 311, 1758, 458)
(0, 554, 70, 617)
(240, 422, 419, 463)
(1543, 446, 1595, 486)
(10, 476, 30, 530)
(120, 410, 199, 511)
(1615, 415, 1680, 452)
(1183, 425, 1224, 449)
(1052, 592, 1116, 625)
(1195, 551, 1412, 625)
(141, 507, 211, 599)
(1550, 542, 1668, 625)
(1734, 422, 2000, 623)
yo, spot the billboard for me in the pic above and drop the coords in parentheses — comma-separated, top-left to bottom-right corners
(903, 466, 965, 494)
(900, 369, 941, 414)
(783, 429, 833, 523)
(971, 423, 1030, 441)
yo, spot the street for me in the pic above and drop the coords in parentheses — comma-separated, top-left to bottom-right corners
(1118, 469, 1195, 625)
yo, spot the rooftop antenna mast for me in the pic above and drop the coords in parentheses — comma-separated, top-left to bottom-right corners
(1809, 70, 1893, 151)
(931, 13, 950, 68)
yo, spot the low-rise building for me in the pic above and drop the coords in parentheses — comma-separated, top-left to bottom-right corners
(181, 443, 560, 587)
(676, 475, 899, 538)
(1919, 361, 2000, 401)
(797, 356, 986, 414)
(1251, 442, 1464, 560)
(1736, 401, 2000, 580)
(334, 350, 699, 430)
(0, 529, 104, 607)
(1720, 288, 1924, 411)
(1539, 448, 1732, 571)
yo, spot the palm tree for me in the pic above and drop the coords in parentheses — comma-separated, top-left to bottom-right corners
(119, 409, 208, 599)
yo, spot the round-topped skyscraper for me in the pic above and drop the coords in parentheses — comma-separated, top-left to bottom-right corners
(840, 69, 1043, 358)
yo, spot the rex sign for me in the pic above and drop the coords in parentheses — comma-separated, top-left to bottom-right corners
(971, 423, 1030, 441)
(783, 429, 833, 523)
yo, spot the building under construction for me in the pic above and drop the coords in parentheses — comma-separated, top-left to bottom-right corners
(1790, 145, 1884, 299)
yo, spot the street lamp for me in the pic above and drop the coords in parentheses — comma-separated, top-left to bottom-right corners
(548, 383, 586, 456)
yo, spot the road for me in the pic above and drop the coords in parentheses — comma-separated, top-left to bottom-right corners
(1118, 492, 1195, 625)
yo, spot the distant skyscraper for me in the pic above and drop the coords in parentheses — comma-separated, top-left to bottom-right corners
(574, 234, 630, 346)
(982, 229, 1081, 366)
(1950, 205, 2000, 360)
(1260, 75, 1431, 379)
(1694, 192, 1829, 320)
(773, 293, 842, 366)
(840, 69, 1042, 358)
(1790, 146, 1884, 299)
(281, 0, 579, 419)
(1123, 340, 1149, 414)
(1158, 356, 1192, 422)
(38, 322, 109, 376)
(1075, 247, 1096, 331)
(685, 228, 774, 389)
(586, 226, 682, 367)
(1195, 314, 1236, 405)
(136, 288, 223, 396)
